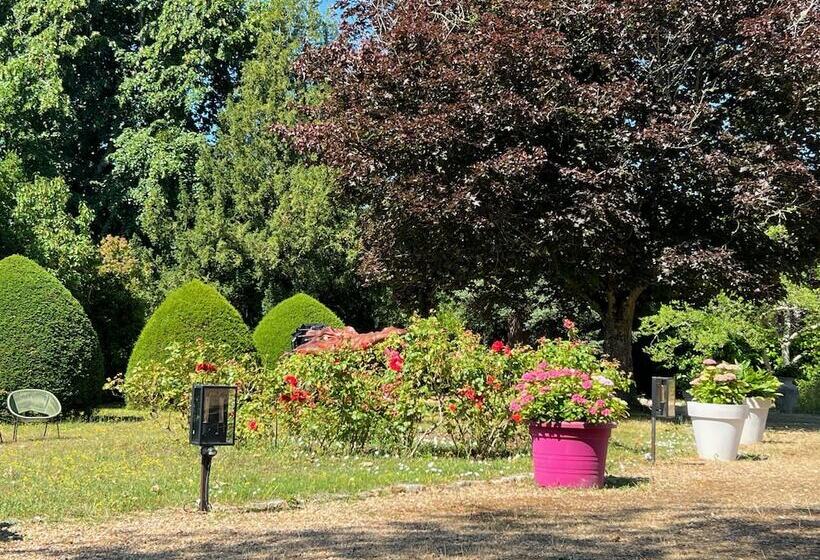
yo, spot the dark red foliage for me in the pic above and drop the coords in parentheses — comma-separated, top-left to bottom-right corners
(281, 0, 820, 370)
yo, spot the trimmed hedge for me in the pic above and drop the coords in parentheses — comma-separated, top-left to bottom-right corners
(127, 280, 256, 376)
(0, 255, 104, 409)
(253, 293, 343, 367)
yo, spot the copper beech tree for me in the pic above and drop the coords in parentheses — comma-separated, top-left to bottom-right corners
(280, 0, 820, 371)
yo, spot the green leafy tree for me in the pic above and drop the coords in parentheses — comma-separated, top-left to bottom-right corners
(173, 0, 391, 327)
(0, 0, 132, 202)
(641, 274, 820, 409)
(11, 175, 98, 294)
(640, 294, 777, 381)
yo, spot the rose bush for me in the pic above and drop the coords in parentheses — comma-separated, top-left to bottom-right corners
(266, 341, 420, 452)
(108, 339, 267, 428)
(397, 313, 530, 456)
(264, 312, 627, 457)
(123, 312, 628, 455)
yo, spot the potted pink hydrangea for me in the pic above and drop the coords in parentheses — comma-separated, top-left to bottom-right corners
(687, 360, 749, 460)
(510, 362, 630, 488)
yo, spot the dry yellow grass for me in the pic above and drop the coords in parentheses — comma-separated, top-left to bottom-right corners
(2, 415, 818, 559)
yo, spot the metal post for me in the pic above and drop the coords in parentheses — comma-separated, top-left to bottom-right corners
(199, 446, 217, 511)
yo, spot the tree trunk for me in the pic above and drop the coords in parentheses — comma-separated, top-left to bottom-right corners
(506, 308, 525, 345)
(601, 287, 643, 373)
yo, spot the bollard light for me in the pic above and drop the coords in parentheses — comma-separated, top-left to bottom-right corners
(649, 377, 676, 463)
(651, 377, 676, 418)
(189, 384, 237, 511)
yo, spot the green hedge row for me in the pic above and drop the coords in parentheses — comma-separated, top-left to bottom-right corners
(0, 253, 342, 410)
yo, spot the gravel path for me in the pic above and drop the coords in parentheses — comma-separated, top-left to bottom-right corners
(3, 421, 819, 560)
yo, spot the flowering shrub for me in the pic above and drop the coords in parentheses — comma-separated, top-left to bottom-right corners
(109, 339, 266, 424)
(264, 312, 632, 456)
(264, 312, 531, 456)
(267, 342, 420, 452)
(688, 360, 747, 404)
(509, 340, 630, 424)
(398, 313, 529, 457)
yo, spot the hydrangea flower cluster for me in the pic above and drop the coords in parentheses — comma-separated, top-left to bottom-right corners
(689, 360, 748, 404)
(509, 363, 628, 424)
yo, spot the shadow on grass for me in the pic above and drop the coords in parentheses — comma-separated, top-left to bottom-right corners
(21, 505, 818, 560)
(604, 475, 649, 488)
(85, 413, 145, 424)
(766, 412, 820, 431)
(609, 440, 646, 455)
(737, 452, 769, 461)
(0, 522, 23, 542)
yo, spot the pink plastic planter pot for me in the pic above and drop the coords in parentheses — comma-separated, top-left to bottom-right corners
(529, 422, 614, 488)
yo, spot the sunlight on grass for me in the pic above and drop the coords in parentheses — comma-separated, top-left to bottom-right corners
(0, 409, 694, 521)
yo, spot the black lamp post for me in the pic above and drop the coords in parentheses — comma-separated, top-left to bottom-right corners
(189, 384, 237, 511)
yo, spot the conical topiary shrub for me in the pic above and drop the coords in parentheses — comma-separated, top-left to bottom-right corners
(127, 279, 256, 376)
(0, 255, 104, 409)
(254, 293, 343, 367)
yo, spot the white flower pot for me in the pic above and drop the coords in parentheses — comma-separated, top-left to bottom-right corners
(740, 397, 773, 445)
(686, 401, 749, 461)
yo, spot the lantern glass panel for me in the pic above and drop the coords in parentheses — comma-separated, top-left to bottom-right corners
(189, 384, 237, 446)
(651, 377, 676, 418)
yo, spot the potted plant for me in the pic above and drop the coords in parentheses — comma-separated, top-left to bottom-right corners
(687, 360, 749, 461)
(509, 361, 630, 488)
(737, 364, 780, 444)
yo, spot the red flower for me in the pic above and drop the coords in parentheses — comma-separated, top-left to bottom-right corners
(486, 374, 499, 389)
(447, 403, 457, 413)
(563, 318, 576, 331)
(283, 374, 298, 387)
(510, 412, 522, 423)
(503, 345, 512, 356)
(490, 340, 505, 353)
(460, 386, 477, 401)
(278, 394, 291, 404)
(195, 362, 217, 373)
(291, 389, 310, 403)
(247, 420, 258, 432)
(385, 349, 404, 372)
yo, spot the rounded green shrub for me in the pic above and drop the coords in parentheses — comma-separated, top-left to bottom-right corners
(0, 255, 104, 409)
(127, 280, 256, 376)
(253, 293, 343, 367)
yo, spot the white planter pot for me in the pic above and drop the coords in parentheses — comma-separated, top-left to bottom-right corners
(740, 397, 773, 445)
(687, 401, 749, 461)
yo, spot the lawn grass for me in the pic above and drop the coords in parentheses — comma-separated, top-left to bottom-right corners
(0, 408, 695, 521)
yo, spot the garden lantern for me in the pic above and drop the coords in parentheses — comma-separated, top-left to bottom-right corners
(189, 384, 237, 511)
(649, 377, 676, 463)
